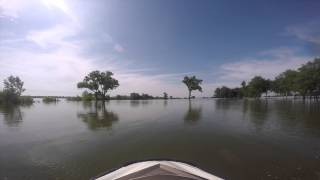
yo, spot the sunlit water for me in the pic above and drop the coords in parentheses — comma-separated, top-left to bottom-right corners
(0, 99, 320, 180)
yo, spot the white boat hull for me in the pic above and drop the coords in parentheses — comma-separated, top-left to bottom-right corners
(93, 161, 223, 180)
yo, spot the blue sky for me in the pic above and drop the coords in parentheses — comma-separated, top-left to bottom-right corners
(0, 0, 319, 97)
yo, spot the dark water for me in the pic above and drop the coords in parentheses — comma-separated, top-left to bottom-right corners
(0, 99, 320, 180)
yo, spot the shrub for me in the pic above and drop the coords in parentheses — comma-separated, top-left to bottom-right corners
(0, 90, 19, 104)
(19, 96, 34, 105)
(66, 96, 82, 101)
(82, 91, 94, 101)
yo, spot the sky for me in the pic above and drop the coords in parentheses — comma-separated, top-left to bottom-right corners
(0, 0, 319, 97)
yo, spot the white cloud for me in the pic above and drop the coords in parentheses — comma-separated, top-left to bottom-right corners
(26, 24, 78, 49)
(41, 0, 70, 15)
(287, 21, 320, 45)
(113, 73, 186, 97)
(0, 47, 95, 95)
(114, 44, 124, 53)
(0, 0, 31, 19)
(0, 44, 191, 96)
(0, 0, 191, 97)
(1, 1, 316, 98)
(215, 47, 310, 87)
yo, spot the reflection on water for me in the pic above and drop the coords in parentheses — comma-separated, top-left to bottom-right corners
(243, 99, 270, 131)
(77, 101, 118, 130)
(42, 100, 59, 105)
(129, 100, 140, 107)
(0, 104, 32, 127)
(240, 99, 320, 133)
(163, 100, 168, 107)
(0, 99, 320, 180)
(184, 100, 202, 124)
(129, 100, 152, 107)
(215, 99, 234, 110)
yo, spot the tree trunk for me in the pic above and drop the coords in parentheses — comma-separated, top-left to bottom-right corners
(101, 90, 106, 105)
(188, 90, 191, 99)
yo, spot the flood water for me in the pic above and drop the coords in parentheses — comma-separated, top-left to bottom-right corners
(0, 99, 320, 180)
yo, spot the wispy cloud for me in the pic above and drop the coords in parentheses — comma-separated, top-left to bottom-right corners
(0, 0, 30, 19)
(287, 21, 320, 45)
(114, 44, 124, 53)
(0, 1, 317, 97)
(0, 0, 189, 97)
(215, 47, 310, 87)
(26, 24, 78, 49)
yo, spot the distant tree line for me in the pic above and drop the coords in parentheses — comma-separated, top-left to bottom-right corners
(74, 70, 179, 101)
(42, 96, 59, 103)
(214, 58, 320, 100)
(4, 57, 317, 103)
(1, 70, 204, 104)
(67, 91, 176, 101)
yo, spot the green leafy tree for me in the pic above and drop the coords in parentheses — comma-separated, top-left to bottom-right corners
(273, 70, 298, 96)
(214, 87, 221, 97)
(295, 58, 320, 99)
(241, 81, 246, 88)
(214, 86, 242, 98)
(130, 93, 141, 100)
(77, 71, 119, 100)
(1, 76, 28, 104)
(240, 81, 248, 97)
(247, 76, 270, 98)
(4, 76, 25, 96)
(82, 90, 94, 101)
(182, 76, 203, 99)
(213, 58, 320, 99)
(163, 92, 168, 99)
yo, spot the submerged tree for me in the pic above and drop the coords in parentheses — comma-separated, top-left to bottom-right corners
(182, 76, 203, 99)
(295, 59, 320, 99)
(273, 70, 298, 97)
(77, 71, 119, 100)
(214, 86, 242, 98)
(82, 90, 94, 101)
(1, 76, 29, 104)
(247, 76, 271, 98)
(4, 76, 25, 96)
(163, 92, 168, 99)
(213, 58, 320, 100)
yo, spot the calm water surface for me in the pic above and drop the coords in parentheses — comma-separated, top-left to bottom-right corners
(0, 99, 320, 180)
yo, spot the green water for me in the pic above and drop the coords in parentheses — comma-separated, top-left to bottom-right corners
(0, 99, 319, 180)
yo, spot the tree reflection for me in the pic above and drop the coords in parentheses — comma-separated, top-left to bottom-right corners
(273, 100, 320, 130)
(184, 100, 202, 124)
(130, 100, 140, 107)
(215, 99, 233, 110)
(242, 99, 269, 131)
(77, 101, 119, 130)
(163, 100, 168, 107)
(129, 100, 151, 108)
(0, 104, 32, 127)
